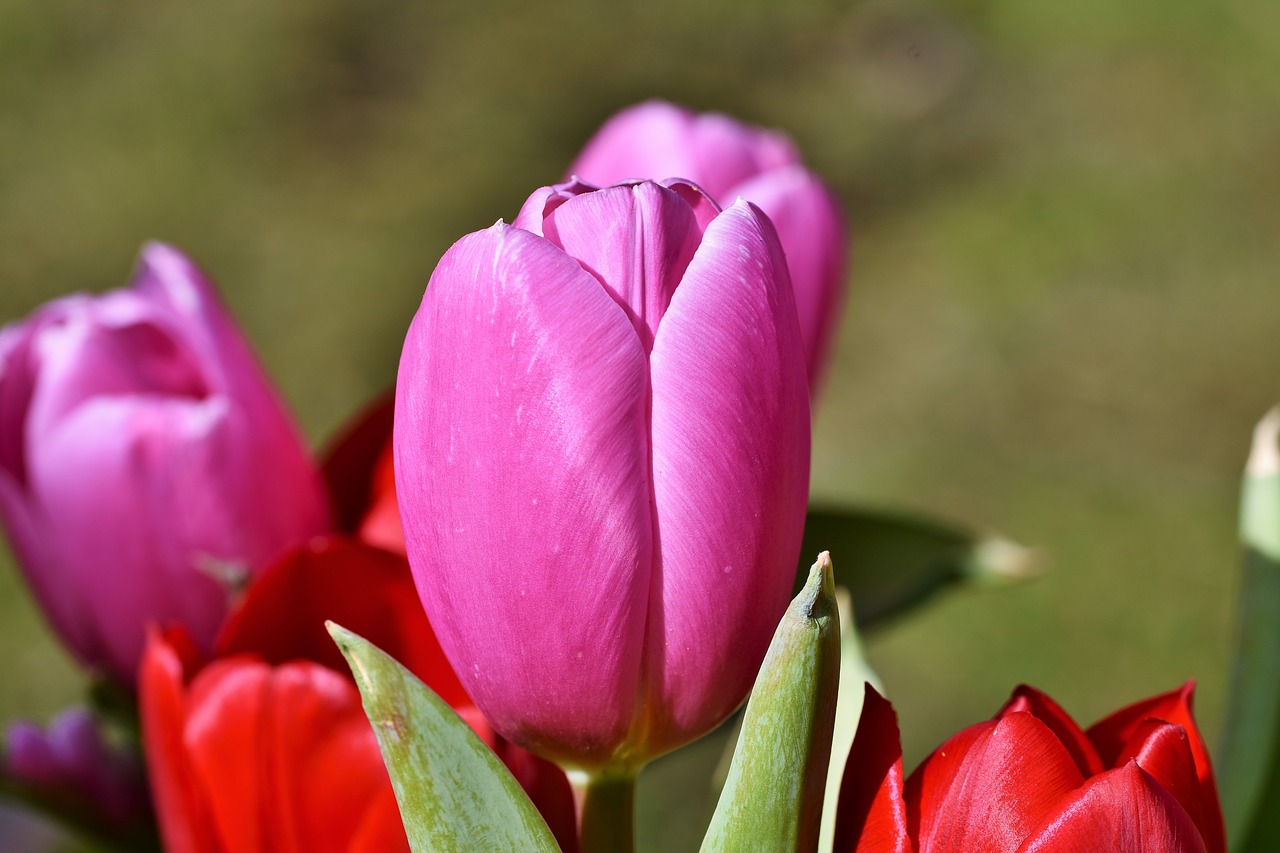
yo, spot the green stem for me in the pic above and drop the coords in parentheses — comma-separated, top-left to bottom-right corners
(569, 769, 636, 853)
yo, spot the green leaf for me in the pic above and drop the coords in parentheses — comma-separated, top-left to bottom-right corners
(702, 553, 841, 853)
(818, 586, 881, 853)
(797, 505, 1041, 628)
(1220, 408, 1280, 852)
(327, 622, 561, 853)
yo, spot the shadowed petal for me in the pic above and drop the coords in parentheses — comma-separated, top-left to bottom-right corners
(645, 200, 810, 750)
(834, 684, 912, 853)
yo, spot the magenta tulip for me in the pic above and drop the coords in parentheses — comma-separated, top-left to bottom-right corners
(0, 243, 329, 685)
(570, 100, 849, 391)
(395, 179, 811, 770)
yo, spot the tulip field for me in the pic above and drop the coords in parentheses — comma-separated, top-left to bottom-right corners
(0, 0, 1277, 850)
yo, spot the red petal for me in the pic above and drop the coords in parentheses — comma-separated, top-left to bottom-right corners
(348, 787, 411, 853)
(904, 720, 990, 844)
(1115, 721, 1214, 853)
(263, 664, 402, 853)
(998, 685, 1105, 778)
(1087, 683, 1224, 853)
(911, 712, 1084, 853)
(138, 631, 219, 853)
(182, 658, 272, 850)
(319, 392, 394, 534)
(356, 440, 405, 555)
(833, 684, 911, 853)
(1015, 763, 1207, 853)
(215, 536, 471, 708)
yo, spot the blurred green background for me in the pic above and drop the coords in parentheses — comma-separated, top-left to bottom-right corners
(0, 0, 1277, 847)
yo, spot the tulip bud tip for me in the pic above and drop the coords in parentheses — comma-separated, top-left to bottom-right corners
(797, 552, 836, 621)
(1247, 406, 1280, 476)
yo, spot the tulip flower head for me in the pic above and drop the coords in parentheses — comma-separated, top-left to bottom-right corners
(140, 629, 409, 853)
(0, 244, 330, 685)
(395, 178, 811, 771)
(835, 683, 1226, 853)
(571, 100, 849, 391)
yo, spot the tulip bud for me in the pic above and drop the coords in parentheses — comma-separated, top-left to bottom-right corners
(570, 100, 849, 392)
(395, 179, 811, 770)
(3, 707, 150, 831)
(0, 243, 330, 685)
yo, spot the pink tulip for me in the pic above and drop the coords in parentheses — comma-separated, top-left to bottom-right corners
(0, 243, 329, 685)
(570, 100, 849, 391)
(395, 179, 811, 770)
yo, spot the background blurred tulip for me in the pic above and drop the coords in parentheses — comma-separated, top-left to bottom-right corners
(3, 707, 151, 839)
(213, 535, 578, 850)
(140, 629, 408, 853)
(0, 243, 330, 685)
(570, 100, 849, 392)
(835, 683, 1225, 853)
(395, 178, 811, 770)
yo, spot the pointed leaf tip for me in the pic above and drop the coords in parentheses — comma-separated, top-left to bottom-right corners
(1248, 407, 1280, 477)
(966, 536, 1046, 584)
(702, 550, 841, 852)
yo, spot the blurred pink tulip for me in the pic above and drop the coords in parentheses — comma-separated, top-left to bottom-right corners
(570, 100, 849, 391)
(395, 179, 811, 770)
(0, 243, 330, 685)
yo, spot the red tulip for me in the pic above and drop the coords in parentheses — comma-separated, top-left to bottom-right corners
(141, 628, 408, 853)
(835, 683, 1225, 853)
(142, 535, 577, 851)
(319, 393, 404, 555)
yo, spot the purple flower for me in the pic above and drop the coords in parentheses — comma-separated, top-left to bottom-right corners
(0, 244, 329, 684)
(395, 179, 811, 769)
(570, 100, 849, 392)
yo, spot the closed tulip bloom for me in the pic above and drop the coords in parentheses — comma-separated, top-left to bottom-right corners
(395, 179, 811, 770)
(0, 244, 329, 685)
(835, 683, 1225, 853)
(570, 100, 848, 391)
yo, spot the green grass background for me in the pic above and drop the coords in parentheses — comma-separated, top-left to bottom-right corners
(0, 0, 1277, 847)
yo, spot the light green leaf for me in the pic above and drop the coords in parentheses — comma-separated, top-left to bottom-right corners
(797, 506, 1041, 628)
(1220, 409, 1280, 852)
(702, 553, 841, 853)
(327, 622, 561, 853)
(818, 586, 882, 853)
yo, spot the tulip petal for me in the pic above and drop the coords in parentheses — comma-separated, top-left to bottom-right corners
(28, 396, 238, 680)
(833, 684, 912, 853)
(396, 223, 651, 764)
(1087, 683, 1224, 853)
(645, 199, 810, 750)
(215, 536, 470, 708)
(319, 391, 395, 535)
(264, 664, 404, 853)
(1114, 721, 1215, 853)
(570, 100, 799, 200)
(139, 632, 220, 853)
(999, 685, 1106, 777)
(540, 181, 705, 350)
(911, 712, 1085, 853)
(727, 165, 847, 390)
(1015, 763, 1208, 853)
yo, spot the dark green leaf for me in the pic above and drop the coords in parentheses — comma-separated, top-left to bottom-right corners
(797, 505, 1041, 628)
(1220, 409, 1280, 852)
